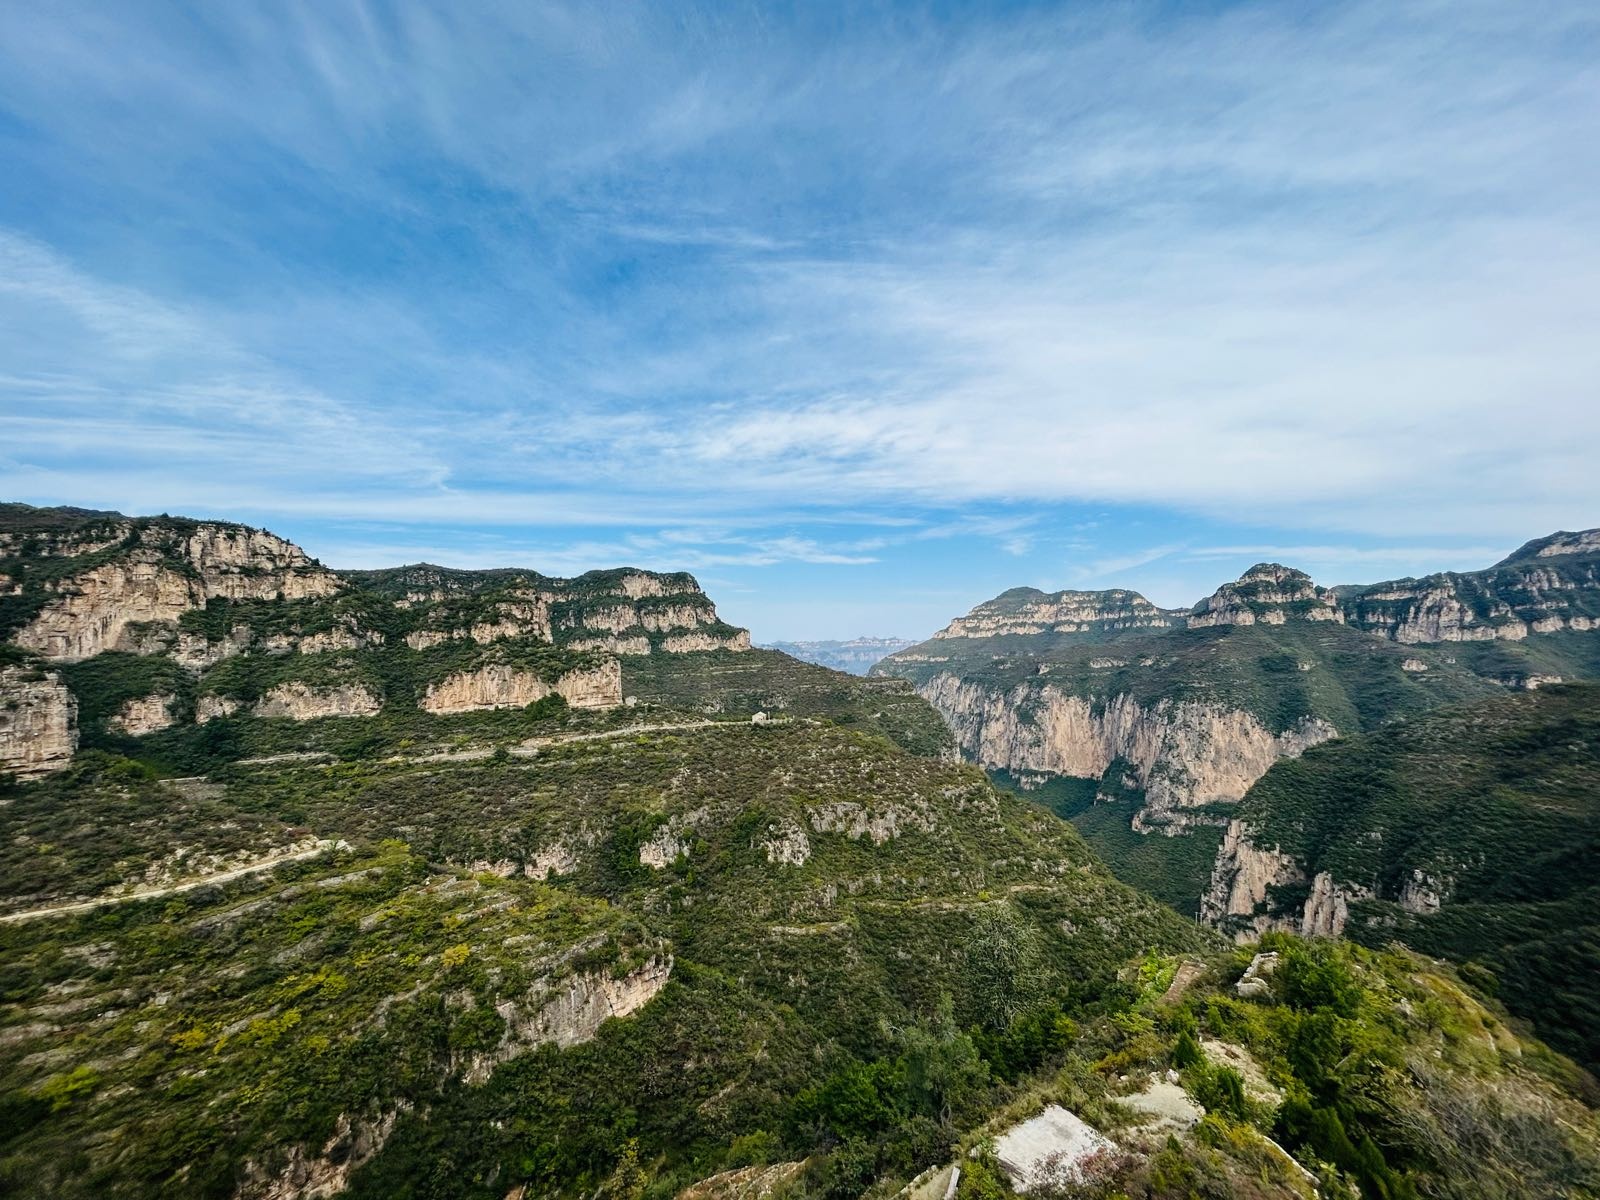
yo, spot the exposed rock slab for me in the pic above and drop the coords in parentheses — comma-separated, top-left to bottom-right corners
(421, 660, 622, 713)
(0, 665, 77, 779)
(921, 676, 1336, 822)
(254, 683, 383, 721)
(993, 1104, 1117, 1192)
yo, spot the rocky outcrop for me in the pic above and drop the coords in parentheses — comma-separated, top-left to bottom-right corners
(110, 692, 177, 735)
(526, 841, 582, 879)
(807, 797, 937, 844)
(253, 682, 383, 721)
(660, 630, 751, 653)
(639, 809, 708, 868)
(1300, 871, 1370, 937)
(11, 523, 339, 662)
(933, 588, 1183, 640)
(1189, 564, 1343, 628)
(1398, 868, 1447, 914)
(1199, 820, 1302, 932)
(463, 955, 672, 1083)
(196, 694, 242, 723)
(420, 660, 622, 713)
(920, 675, 1337, 824)
(1201, 819, 1370, 939)
(0, 665, 77, 779)
(761, 818, 812, 865)
(1235, 952, 1280, 998)
(239, 1108, 404, 1200)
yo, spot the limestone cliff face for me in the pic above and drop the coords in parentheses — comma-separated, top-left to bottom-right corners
(463, 955, 672, 1083)
(1189, 564, 1343, 628)
(933, 588, 1184, 640)
(421, 660, 622, 713)
(660, 629, 751, 653)
(919, 673, 1336, 825)
(616, 571, 693, 599)
(1342, 531, 1600, 643)
(253, 682, 383, 721)
(405, 599, 553, 649)
(1201, 818, 1382, 940)
(1203, 823, 1459, 940)
(239, 1109, 405, 1200)
(0, 665, 77, 779)
(110, 692, 177, 735)
(12, 523, 339, 662)
(568, 634, 653, 656)
(1344, 571, 1600, 643)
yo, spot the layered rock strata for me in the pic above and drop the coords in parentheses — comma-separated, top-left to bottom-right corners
(919, 674, 1336, 825)
(12, 524, 340, 662)
(421, 660, 622, 713)
(0, 665, 77, 779)
(933, 588, 1184, 639)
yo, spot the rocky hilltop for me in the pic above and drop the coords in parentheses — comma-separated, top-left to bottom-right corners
(928, 587, 1185, 641)
(1341, 529, 1600, 644)
(3, 502, 1599, 1200)
(1203, 683, 1600, 1071)
(875, 529, 1600, 911)
(0, 504, 748, 781)
(1188, 563, 1343, 628)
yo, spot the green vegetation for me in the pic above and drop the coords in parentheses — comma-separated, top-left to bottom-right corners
(624, 648, 953, 757)
(991, 770, 1226, 919)
(882, 621, 1499, 738)
(6, 506, 1600, 1198)
(1231, 683, 1600, 1072)
(0, 717, 1209, 1198)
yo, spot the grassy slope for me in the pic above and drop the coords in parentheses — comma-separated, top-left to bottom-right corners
(883, 622, 1510, 923)
(624, 648, 953, 757)
(0, 712, 1207, 1199)
(1234, 683, 1600, 1071)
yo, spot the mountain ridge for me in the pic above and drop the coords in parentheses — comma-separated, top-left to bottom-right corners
(875, 527, 1600, 890)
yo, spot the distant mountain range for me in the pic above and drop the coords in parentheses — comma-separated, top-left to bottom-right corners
(4, 503, 1599, 1195)
(874, 526, 1600, 1069)
(759, 635, 918, 674)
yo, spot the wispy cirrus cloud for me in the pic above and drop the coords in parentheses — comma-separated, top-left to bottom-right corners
(0, 2, 1596, 637)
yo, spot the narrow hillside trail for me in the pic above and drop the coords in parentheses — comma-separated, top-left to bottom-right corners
(393, 716, 805, 764)
(0, 840, 341, 926)
(1, 720, 807, 926)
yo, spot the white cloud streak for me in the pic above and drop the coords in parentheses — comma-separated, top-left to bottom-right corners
(0, 0, 1596, 553)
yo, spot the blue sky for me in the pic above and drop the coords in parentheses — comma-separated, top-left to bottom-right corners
(2, 2, 1597, 640)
